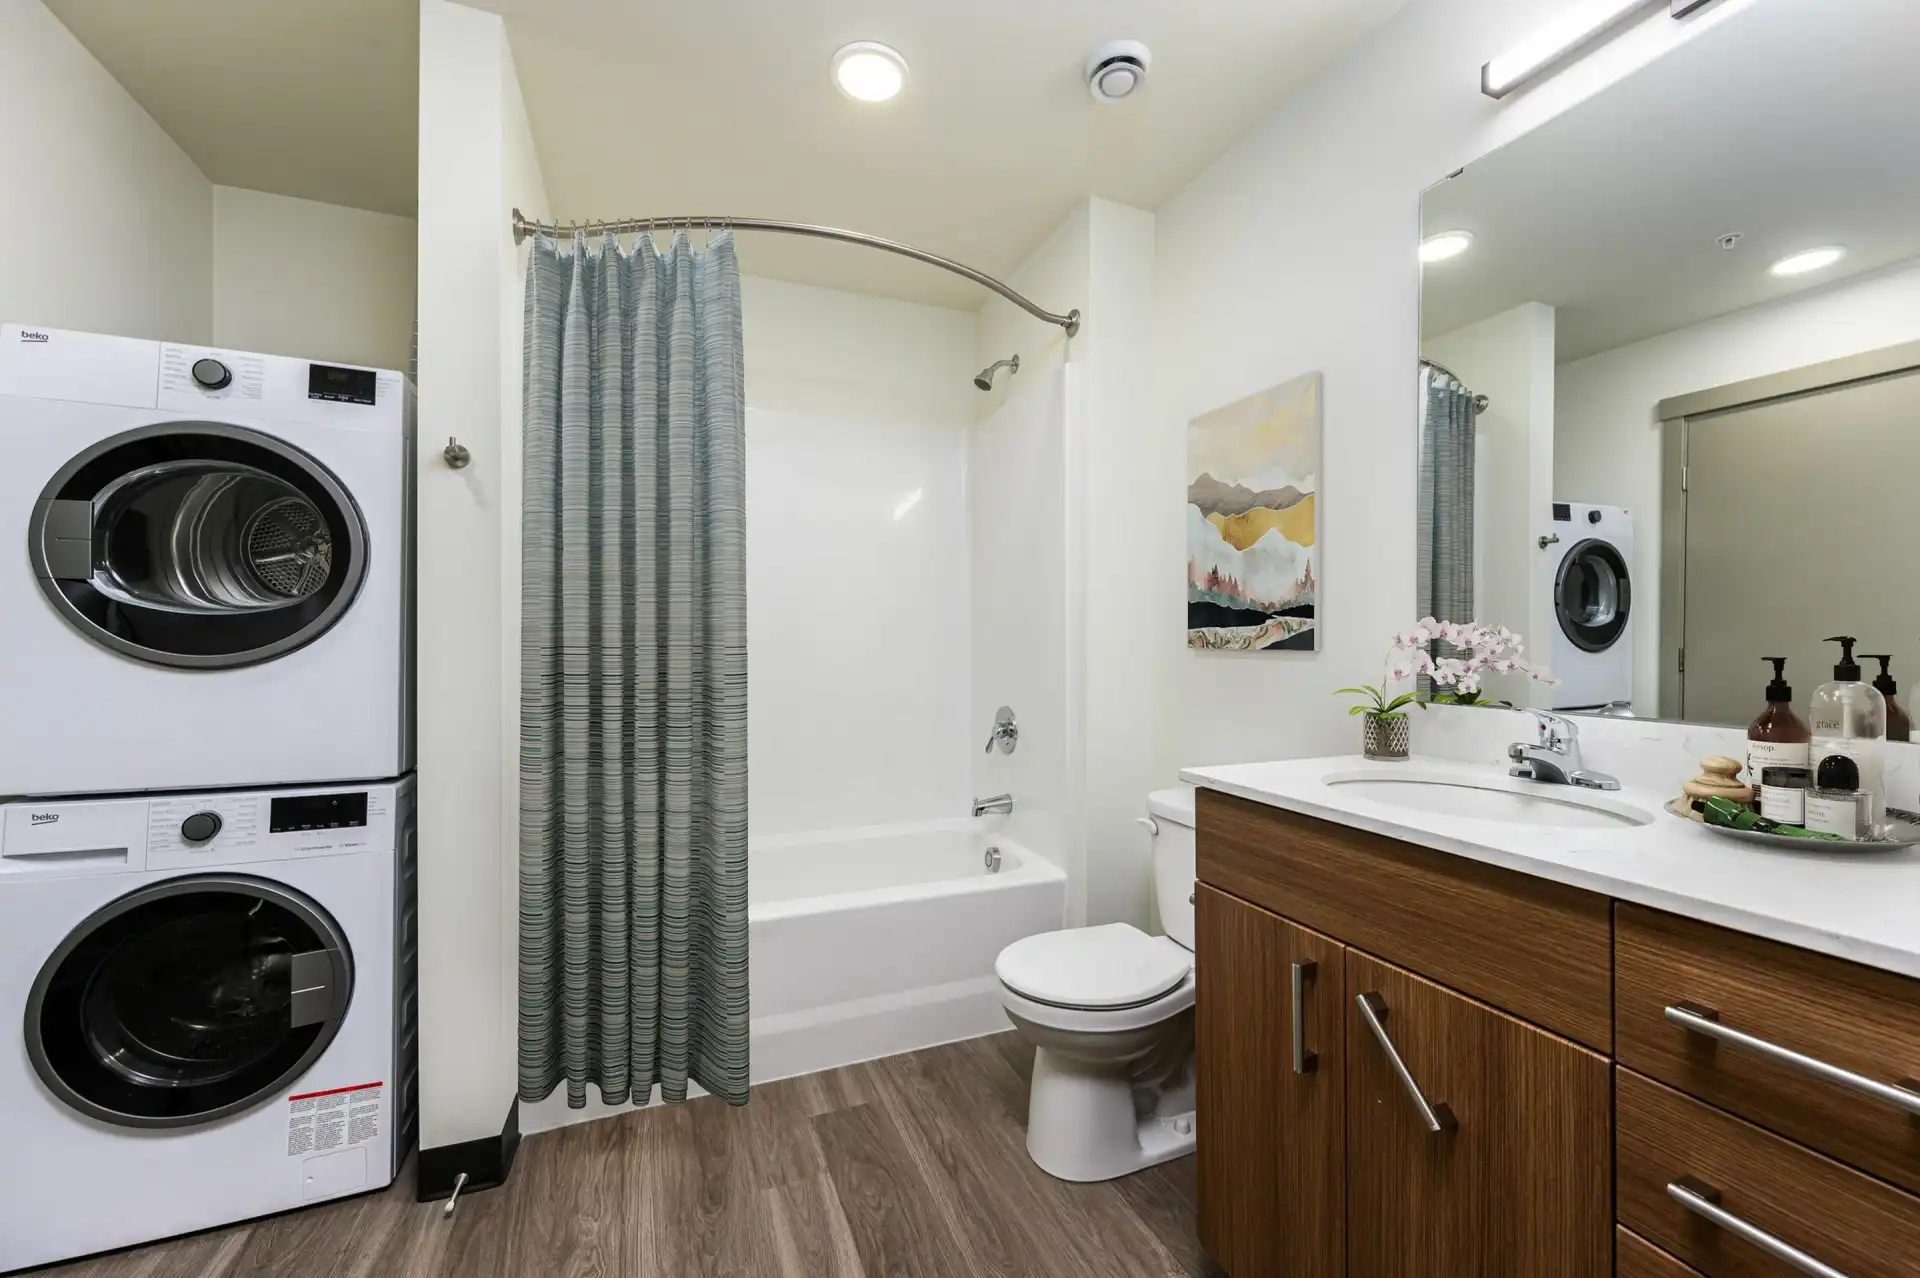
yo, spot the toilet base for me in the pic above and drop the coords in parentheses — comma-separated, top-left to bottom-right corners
(1024, 1045, 1198, 1183)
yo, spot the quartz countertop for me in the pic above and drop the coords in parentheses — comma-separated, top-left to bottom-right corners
(1180, 755, 1920, 980)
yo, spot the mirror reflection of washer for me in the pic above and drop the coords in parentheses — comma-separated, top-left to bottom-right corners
(1544, 503, 1636, 712)
(0, 327, 412, 797)
(0, 780, 416, 1273)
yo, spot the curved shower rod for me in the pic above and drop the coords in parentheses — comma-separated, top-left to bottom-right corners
(511, 209, 1081, 336)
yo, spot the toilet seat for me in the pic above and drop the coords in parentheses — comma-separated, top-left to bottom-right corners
(1000, 968, 1195, 1035)
(997, 924, 1193, 1011)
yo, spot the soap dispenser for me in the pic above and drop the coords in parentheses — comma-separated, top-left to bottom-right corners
(1864, 654, 1911, 742)
(1747, 657, 1812, 793)
(1809, 636, 1887, 829)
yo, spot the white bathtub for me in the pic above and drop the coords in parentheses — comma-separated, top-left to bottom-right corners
(749, 819, 1066, 1085)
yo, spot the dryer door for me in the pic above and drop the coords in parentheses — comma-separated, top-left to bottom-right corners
(1554, 538, 1633, 653)
(24, 875, 354, 1129)
(28, 422, 369, 669)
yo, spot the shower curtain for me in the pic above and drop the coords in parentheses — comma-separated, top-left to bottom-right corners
(518, 231, 749, 1109)
(1417, 363, 1477, 629)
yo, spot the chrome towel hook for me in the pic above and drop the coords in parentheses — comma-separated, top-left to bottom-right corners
(443, 437, 472, 469)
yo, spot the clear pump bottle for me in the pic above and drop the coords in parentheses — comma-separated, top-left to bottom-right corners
(1808, 636, 1887, 831)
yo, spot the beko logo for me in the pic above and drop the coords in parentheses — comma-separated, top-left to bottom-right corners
(19, 330, 49, 343)
(28, 812, 59, 825)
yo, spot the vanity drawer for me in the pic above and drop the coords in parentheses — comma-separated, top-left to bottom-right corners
(1196, 789, 1612, 1050)
(1616, 903, 1920, 1193)
(1618, 1069, 1920, 1277)
(1617, 1227, 1704, 1278)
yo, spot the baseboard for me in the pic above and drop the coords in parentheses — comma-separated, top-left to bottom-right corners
(519, 976, 1012, 1136)
(416, 1096, 520, 1202)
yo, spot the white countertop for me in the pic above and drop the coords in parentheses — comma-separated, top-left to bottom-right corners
(1180, 755, 1920, 980)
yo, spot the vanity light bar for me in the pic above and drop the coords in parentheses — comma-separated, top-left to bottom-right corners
(1482, 0, 1711, 100)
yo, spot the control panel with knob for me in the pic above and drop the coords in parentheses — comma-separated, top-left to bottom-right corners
(180, 811, 223, 844)
(190, 357, 232, 391)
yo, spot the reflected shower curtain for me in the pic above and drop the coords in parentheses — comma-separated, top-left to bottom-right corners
(1417, 364, 1477, 628)
(519, 231, 749, 1108)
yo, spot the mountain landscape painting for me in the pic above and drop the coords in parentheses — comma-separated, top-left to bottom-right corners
(1187, 371, 1321, 652)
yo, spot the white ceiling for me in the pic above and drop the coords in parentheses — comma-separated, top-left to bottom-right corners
(46, 0, 1413, 310)
(46, 0, 420, 217)
(1421, 0, 1920, 364)
(473, 0, 1412, 308)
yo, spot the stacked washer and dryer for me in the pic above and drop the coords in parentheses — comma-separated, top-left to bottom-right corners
(1541, 502, 1636, 714)
(0, 325, 418, 1272)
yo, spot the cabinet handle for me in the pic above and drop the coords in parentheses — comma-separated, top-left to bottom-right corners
(1667, 1177, 1851, 1278)
(1664, 1003, 1920, 1118)
(1355, 993, 1457, 1134)
(1291, 961, 1318, 1075)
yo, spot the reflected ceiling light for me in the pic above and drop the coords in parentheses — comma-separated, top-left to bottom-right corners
(1482, 0, 1699, 99)
(1420, 231, 1475, 264)
(832, 42, 908, 102)
(1769, 246, 1847, 278)
(891, 489, 923, 521)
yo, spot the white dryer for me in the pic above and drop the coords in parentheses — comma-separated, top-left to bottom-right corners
(0, 325, 411, 798)
(1541, 502, 1635, 712)
(0, 778, 416, 1273)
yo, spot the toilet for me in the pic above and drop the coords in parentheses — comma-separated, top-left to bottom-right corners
(995, 786, 1198, 1182)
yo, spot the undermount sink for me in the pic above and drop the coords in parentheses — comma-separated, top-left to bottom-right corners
(1322, 770, 1656, 830)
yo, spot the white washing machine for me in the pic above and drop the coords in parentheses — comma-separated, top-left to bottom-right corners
(0, 778, 416, 1273)
(1541, 502, 1635, 712)
(0, 325, 412, 798)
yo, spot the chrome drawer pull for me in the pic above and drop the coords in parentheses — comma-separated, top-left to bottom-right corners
(1668, 1177, 1851, 1278)
(1665, 1003, 1920, 1118)
(1356, 993, 1457, 1134)
(1291, 961, 1318, 1075)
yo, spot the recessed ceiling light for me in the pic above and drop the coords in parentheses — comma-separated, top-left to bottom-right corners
(1420, 231, 1475, 264)
(1769, 246, 1846, 278)
(832, 42, 907, 103)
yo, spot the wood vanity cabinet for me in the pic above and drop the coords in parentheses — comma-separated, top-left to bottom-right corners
(1194, 788, 1920, 1278)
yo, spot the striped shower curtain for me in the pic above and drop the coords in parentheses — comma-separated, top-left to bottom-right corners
(1417, 363, 1477, 629)
(518, 231, 749, 1108)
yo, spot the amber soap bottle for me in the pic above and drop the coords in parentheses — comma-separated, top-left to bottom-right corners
(1866, 654, 1911, 742)
(1748, 657, 1812, 792)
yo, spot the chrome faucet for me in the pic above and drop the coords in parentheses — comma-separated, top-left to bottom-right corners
(972, 793, 1015, 817)
(1507, 709, 1620, 791)
(983, 706, 1019, 755)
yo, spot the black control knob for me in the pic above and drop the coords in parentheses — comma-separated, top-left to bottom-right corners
(180, 811, 223, 844)
(191, 357, 232, 390)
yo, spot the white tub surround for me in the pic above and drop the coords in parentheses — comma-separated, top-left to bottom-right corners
(1181, 756, 1920, 981)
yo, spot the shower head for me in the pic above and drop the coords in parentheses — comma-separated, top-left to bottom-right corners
(974, 354, 1020, 392)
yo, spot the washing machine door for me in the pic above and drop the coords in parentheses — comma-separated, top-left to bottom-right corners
(24, 875, 353, 1129)
(28, 422, 369, 669)
(1555, 538, 1633, 653)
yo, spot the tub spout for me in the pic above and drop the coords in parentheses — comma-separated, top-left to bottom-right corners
(972, 793, 1015, 817)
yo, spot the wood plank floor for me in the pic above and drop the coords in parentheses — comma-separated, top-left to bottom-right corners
(30, 1034, 1220, 1278)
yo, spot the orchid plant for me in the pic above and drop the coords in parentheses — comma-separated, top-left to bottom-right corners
(1337, 617, 1553, 719)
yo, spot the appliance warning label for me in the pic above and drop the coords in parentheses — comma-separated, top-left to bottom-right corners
(287, 1082, 383, 1156)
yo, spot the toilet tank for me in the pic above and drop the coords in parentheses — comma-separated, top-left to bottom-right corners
(1148, 786, 1198, 949)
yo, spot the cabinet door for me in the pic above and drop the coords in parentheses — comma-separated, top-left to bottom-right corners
(1346, 950, 1611, 1278)
(1195, 885, 1344, 1278)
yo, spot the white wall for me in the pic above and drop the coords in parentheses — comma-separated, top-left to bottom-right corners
(1422, 301, 1556, 702)
(972, 196, 1160, 930)
(415, 0, 547, 1152)
(212, 186, 417, 371)
(1557, 258, 1920, 713)
(1149, 0, 1759, 781)
(742, 277, 977, 837)
(0, 0, 210, 342)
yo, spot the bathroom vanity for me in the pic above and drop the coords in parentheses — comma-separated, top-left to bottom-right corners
(1184, 757, 1920, 1278)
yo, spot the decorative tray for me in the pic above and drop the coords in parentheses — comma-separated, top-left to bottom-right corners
(1665, 798, 1920, 852)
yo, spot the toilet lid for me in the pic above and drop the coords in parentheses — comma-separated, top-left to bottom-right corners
(996, 924, 1194, 1010)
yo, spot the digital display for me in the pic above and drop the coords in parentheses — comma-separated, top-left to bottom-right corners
(270, 792, 369, 833)
(308, 363, 378, 405)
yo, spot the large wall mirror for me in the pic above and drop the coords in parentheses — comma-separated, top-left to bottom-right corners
(1417, 0, 1920, 731)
